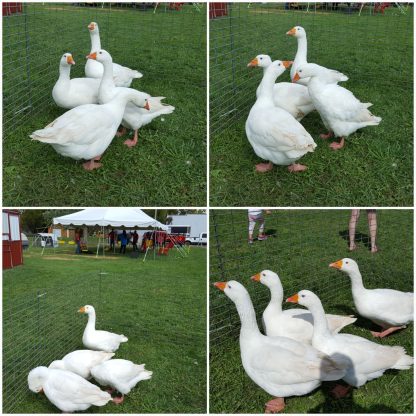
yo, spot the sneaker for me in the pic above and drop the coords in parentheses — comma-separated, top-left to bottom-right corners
(248, 239, 253, 245)
(257, 235, 267, 241)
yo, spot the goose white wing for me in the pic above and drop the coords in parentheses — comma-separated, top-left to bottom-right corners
(247, 106, 316, 161)
(45, 370, 111, 411)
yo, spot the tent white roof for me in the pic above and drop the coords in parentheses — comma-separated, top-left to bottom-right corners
(53, 208, 168, 230)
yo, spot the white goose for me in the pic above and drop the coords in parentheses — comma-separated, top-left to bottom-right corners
(28, 366, 113, 412)
(245, 60, 316, 173)
(294, 63, 381, 150)
(52, 53, 100, 109)
(49, 350, 115, 379)
(287, 290, 413, 398)
(248, 54, 314, 121)
(78, 305, 128, 352)
(330, 258, 414, 337)
(251, 270, 356, 343)
(93, 49, 175, 148)
(30, 88, 150, 170)
(85, 22, 143, 87)
(214, 280, 345, 413)
(91, 359, 153, 404)
(286, 26, 310, 86)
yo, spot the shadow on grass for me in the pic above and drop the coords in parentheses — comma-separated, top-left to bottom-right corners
(310, 381, 397, 414)
(312, 353, 398, 414)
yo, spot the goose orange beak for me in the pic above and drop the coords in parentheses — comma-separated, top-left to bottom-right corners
(78, 306, 86, 313)
(282, 61, 293, 69)
(286, 293, 299, 303)
(286, 27, 296, 36)
(247, 58, 259, 67)
(86, 52, 97, 60)
(292, 72, 300, 83)
(214, 282, 227, 291)
(329, 259, 343, 269)
(88, 22, 95, 30)
(251, 273, 261, 282)
(66, 55, 75, 65)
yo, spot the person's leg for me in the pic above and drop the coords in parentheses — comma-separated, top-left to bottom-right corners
(367, 209, 378, 253)
(248, 218, 256, 244)
(257, 218, 267, 240)
(349, 209, 360, 251)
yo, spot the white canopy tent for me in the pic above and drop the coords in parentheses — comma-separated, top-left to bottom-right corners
(53, 208, 169, 257)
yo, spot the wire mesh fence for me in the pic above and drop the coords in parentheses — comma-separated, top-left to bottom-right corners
(209, 209, 413, 413)
(3, 2, 206, 134)
(209, 2, 413, 134)
(3, 269, 206, 413)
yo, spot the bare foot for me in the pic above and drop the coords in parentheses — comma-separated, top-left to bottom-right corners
(349, 242, 357, 251)
(265, 397, 285, 413)
(82, 159, 102, 170)
(320, 131, 333, 139)
(288, 163, 307, 172)
(329, 137, 345, 150)
(256, 162, 273, 172)
(371, 325, 406, 338)
(331, 384, 352, 399)
(116, 127, 127, 137)
(371, 245, 378, 253)
(112, 395, 124, 405)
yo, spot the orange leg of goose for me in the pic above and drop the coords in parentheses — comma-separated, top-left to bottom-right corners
(113, 394, 124, 405)
(331, 384, 352, 399)
(116, 127, 127, 137)
(82, 156, 102, 170)
(320, 131, 334, 139)
(288, 163, 307, 172)
(255, 162, 273, 173)
(265, 397, 285, 413)
(329, 137, 345, 150)
(371, 325, 406, 338)
(124, 129, 139, 148)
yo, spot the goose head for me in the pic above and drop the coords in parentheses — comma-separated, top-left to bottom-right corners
(60, 53, 75, 67)
(247, 54, 272, 68)
(329, 258, 360, 275)
(214, 280, 250, 304)
(251, 269, 282, 290)
(286, 25, 306, 38)
(86, 49, 113, 64)
(266, 60, 292, 79)
(88, 21, 99, 34)
(292, 62, 321, 82)
(78, 304, 95, 315)
(28, 366, 49, 393)
(286, 289, 319, 308)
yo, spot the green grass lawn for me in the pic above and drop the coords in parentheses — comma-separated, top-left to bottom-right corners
(210, 5, 413, 206)
(3, 246, 207, 413)
(3, 3, 206, 206)
(209, 209, 413, 413)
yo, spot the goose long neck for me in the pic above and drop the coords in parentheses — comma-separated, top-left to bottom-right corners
(235, 295, 261, 336)
(295, 35, 307, 63)
(268, 283, 283, 312)
(86, 310, 96, 331)
(58, 64, 71, 81)
(257, 68, 278, 100)
(90, 31, 101, 53)
(348, 269, 365, 296)
(308, 300, 331, 340)
(101, 59, 115, 86)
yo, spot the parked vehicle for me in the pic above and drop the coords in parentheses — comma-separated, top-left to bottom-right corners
(185, 232, 207, 245)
